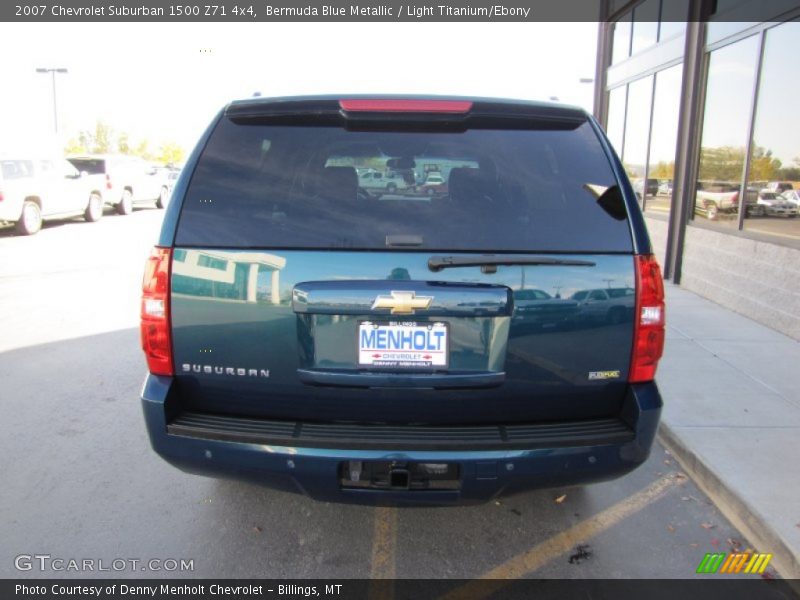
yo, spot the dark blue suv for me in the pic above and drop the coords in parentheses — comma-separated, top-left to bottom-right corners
(140, 96, 665, 505)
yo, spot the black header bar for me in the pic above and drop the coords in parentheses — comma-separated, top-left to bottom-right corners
(3, 0, 799, 22)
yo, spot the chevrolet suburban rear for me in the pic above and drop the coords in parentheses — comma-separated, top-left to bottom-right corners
(140, 96, 665, 505)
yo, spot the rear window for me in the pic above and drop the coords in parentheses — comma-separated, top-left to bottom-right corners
(176, 118, 633, 252)
(67, 158, 106, 174)
(1, 160, 34, 179)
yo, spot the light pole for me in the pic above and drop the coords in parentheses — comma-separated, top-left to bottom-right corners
(35, 67, 68, 133)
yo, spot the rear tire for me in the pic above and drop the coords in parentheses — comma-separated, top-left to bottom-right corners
(386, 183, 397, 194)
(16, 201, 42, 235)
(117, 189, 133, 215)
(156, 186, 168, 209)
(84, 193, 103, 222)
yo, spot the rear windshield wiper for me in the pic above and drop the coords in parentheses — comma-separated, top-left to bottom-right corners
(428, 255, 596, 272)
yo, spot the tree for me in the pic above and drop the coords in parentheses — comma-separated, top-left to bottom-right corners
(92, 121, 115, 154)
(64, 138, 87, 155)
(61, 120, 184, 165)
(118, 132, 131, 155)
(134, 140, 153, 161)
(748, 145, 781, 181)
(698, 146, 745, 182)
(64, 130, 92, 155)
(779, 166, 800, 181)
(649, 161, 675, 180)
(782, 157, 800, 181)
(156, 142, 185, 167)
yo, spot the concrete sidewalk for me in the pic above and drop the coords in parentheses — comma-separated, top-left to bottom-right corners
(657, 284, 800, 579)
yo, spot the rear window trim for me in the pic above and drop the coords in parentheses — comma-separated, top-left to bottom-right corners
(170, 244, 635, 256)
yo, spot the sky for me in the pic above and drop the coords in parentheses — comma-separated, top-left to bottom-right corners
(0, 22, 598, 157)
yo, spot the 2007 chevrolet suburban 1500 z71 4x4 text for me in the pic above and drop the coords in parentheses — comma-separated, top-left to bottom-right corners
(140, 96, 665, 505)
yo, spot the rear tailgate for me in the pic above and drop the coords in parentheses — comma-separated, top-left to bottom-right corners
(167, 98, 640, 425)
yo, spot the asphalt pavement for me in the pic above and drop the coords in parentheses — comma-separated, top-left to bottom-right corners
(0, 209, 778, 580)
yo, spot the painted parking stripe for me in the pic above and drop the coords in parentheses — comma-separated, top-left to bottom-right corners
(370, 506, 398, 586)
(441, 473, 685, 600)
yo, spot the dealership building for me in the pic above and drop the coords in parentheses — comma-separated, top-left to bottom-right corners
(594, 0, 800, 339)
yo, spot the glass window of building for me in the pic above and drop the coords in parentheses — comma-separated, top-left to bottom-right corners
(606, 85, 627, 157)
(612, 13, 632, 64)
(658, 0, 689, 41)
(630, 0, 659, 55)
(694, 35, 760, 228)
(644, 63, 683, 218)
(744, 21, 800, 241)
(622, 75, 654, 205)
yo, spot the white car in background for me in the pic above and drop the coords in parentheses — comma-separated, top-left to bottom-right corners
(694, 182, 740, 220)
(67, 155, 171, 214)
(757, 191, 798, 217)
(763, 181, 794, 194)
(570, 287, 636, 325)
(357, 169, 408, 196)
(418, 171, 447, 196)
(781, 189, 800, 208)
(0, 156, 106, 235)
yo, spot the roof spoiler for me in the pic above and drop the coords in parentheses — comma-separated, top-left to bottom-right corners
(225, 97, 586, 131)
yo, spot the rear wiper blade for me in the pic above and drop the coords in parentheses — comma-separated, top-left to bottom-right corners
(428, 255, 596, 272)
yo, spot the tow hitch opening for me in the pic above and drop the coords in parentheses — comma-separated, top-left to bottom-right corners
(340, 461, 461, 491)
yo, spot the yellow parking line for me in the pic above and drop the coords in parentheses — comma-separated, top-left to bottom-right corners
(441, 473, 684, 600)
(370, 505, 398, 580)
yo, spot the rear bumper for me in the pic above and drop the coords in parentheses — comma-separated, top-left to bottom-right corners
(141, 375, 662, 505)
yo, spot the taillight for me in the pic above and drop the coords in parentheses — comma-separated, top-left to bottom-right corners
(629, 254, 665, 383)
(105, 174, 112, 190)
(339, 99, 473, 113)
(140, 247, 173, 376)
(0, 190, 4, 202)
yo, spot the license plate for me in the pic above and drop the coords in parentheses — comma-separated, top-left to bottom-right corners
(358, 321, 448, 369)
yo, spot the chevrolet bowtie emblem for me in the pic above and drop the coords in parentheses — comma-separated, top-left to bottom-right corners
(371, 291, 434, 315)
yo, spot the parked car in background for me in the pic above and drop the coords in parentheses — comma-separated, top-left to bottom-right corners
(695, 182, 739, 220)
(153, 167, 180, 208)
(757, 191, 798, 217)
(571, 287, 636, 325)
(358, 169, 408, 196)
(763, 181, 794, 194)
(67, 155, 171, 214)
(657, 181, 673, 196)
(417, 171, 447, 196)
(511, 288, 578, 331)
(0, 156, 105, 235)
(166, 169, 180, 196)
(781, 189, 800, 207)
(633, 178, 659, 199)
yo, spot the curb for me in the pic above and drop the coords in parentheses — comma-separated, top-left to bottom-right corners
(657, 423, 800, 581)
